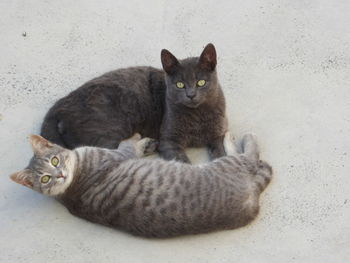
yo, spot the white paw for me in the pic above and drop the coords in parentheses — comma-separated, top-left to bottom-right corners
(136, 138, 158, 156)
(130, 133, 142, 141)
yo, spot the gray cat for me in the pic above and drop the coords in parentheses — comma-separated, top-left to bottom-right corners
(10, 133, 272, 237)
(41, 43, 227, 163)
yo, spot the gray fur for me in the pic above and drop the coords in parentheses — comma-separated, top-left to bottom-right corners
(40, 43, 227, 163)
(159, 44, 227, 162)
(10, 133, 272, 238)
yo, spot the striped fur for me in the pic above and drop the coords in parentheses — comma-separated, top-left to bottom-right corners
(10, 133, 272, 237)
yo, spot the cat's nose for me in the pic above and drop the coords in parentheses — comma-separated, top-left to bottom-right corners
(186, 94, 196, 100)
(186, 88, 196, 99)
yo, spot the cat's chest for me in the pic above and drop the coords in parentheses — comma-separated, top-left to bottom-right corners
(163, 107, 227, 145)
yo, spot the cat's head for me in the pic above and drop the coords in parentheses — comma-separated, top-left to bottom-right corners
(161, 43, 219, 108)
(10, 135, 75, 196)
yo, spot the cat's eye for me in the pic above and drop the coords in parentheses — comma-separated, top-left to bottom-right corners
(51, 156, 59, 167)
(197, 80, 206, 87)
(41, 175, 51, 184)
(176, 82, 185, 89)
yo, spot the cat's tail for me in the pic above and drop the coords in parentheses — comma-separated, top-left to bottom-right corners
(40, 115, 67, 148)
(241, 134, 272, 192)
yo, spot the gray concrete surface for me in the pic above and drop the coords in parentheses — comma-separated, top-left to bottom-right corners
(1, 0, 349, 262)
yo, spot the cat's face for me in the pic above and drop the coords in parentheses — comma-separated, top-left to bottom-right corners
(161, 43, 219, 108)
(10, 135, 75, 196)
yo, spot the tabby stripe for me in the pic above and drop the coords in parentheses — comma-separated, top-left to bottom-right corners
(90, 163, 132, 207)
(127, 167, 152, 212)
(201, 170, 213, 213)
(208, 174, 220, 223)
(104, 165, 143, 218)
(195, 170, 203, 209)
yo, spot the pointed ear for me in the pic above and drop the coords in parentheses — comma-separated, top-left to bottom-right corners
(10, 169, 34, 188)
(161, 49, 179, 74)
(29, 135, 53, 154)
(198, 43, 217, 71)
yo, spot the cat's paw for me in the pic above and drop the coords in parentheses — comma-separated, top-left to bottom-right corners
(129, 133, 142, 141)
(136, 138, 158, 157)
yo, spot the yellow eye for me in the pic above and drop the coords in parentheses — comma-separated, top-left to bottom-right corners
(41, 175, 51, 184)
(51, 156, 59, 167)
(176, 82, 185, 89)
(197, 80, 206, 87)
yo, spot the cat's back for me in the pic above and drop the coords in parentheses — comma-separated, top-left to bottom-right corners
(90, 66, 163, 89)
(54, 66, 165, 106)
(63, 156, 258, 237)
(41, 66, 166, 147)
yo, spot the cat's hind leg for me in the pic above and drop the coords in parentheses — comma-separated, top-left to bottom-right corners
(254, 160, 273, 193)
(240, 134, 272, 192)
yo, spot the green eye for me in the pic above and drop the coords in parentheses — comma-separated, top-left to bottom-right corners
(176, 82, 185, 89)
(41, 175, 51, 184)
(197, 80, 206, 87)
(51, 156, 59, 167)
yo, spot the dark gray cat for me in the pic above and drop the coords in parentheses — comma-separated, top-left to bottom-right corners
(10, 132, 272, 238)
(41, 43, 227, 163)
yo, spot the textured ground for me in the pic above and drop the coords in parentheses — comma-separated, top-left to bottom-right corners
(0, 0, 349, 262)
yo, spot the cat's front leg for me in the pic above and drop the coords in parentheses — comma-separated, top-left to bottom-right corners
(207, 135, 226, 160)
(136, 137, 158, 157)
(118, 134, 158, 158)
(158, 140, 190, 163)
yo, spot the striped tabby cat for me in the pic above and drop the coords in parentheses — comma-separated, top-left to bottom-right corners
(10, 133, 272, 237)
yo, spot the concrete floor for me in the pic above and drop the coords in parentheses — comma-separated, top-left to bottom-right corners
(1, 0, 349, 262)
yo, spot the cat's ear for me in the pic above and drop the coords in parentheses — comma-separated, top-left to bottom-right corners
(161, 49, 179, 74)
(198, 43, 217, 71)
(10, 169, 34, 188)
(29, 135, 53, 154)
